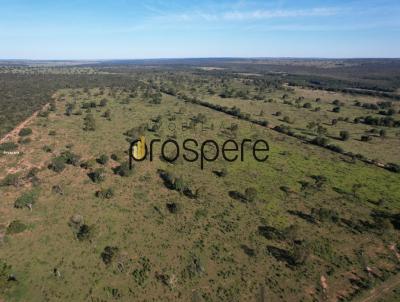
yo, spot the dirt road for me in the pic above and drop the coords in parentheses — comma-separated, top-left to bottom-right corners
(355, 274, 400, 302)
(0, 103, 49, 144)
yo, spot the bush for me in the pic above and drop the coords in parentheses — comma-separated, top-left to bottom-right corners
(80, 159, 96, 169)
(0, 142, 18, 152)
(110, 153, 119, 161)
(49, 157, 66, 173)
(19, 137, 31, 145)
(386, 163, 400, 173)
(166, 202, 181, 214)
(18, 128, 32, 137)
(99, 98, 108, 107)
(83, 113, 96, 131)
(312, 136, 329, 147)
(101, 246, 119, 265)
(0, 259, 13, 293)
(14, 190, 38, 209)
(332, 106, 341, 113)
(103, 109, 111, 120)
(88, 168, 106, 183)
(113, 162, 133, 177)
(96, 188, 114, 199)
(60, 150, 81, 166)
(244, 187, 258, 202)
(214, 168, 228, 177)
(97, 154, 109, 165)
(76, 224, 92, 241)
(1, 173, 20, 187)
(327, 144, 344, 153)
(7, 220, 28, 234)
(339, 131, 350, 141)
(312, 208, 340, 223)
(42, 145, 53, 153)
(361, 135, 372, 142)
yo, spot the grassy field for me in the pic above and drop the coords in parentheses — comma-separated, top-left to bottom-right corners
(0, 77, 399, 302)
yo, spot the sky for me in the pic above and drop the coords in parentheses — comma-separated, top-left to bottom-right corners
(0, 0, 399, 59)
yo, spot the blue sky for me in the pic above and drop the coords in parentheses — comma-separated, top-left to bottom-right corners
(1, 0, 399, 59)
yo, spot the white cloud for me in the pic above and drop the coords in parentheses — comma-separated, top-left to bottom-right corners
(222, 8, 340, 21)
(151, 7, 341, 24)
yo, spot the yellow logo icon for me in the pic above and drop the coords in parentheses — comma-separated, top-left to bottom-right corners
(133, 136, 146, 160)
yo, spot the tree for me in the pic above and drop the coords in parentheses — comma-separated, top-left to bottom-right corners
(14, 190, 38, 209)
(339, 131, 350, 141)
(83, 113, 96, 131)
(18, 128, 32, 136)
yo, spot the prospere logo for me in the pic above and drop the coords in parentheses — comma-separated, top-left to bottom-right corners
(129, 136, 270, 170)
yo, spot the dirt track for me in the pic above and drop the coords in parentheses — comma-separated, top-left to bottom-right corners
(0, 103, 49, 144)
(356, 274, 400, 302)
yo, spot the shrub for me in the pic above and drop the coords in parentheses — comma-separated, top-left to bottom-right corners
(311, 208, 340, 223)
(0, 259, 13, 292)
(49, 101, 56, 111)
(244, 187, 258, 202)
(101, 246, 119, 265)
(19, 138, 31, 145)
(0, 142, 18, 152)
(99, 98, 108, 107)
(60, 150, 81, 166)
(214, 168, 228, 177)
(361, 135, 372, 142)
(166, 202, 181, 214)
(339, 131, 350, 141)
(312, 136, 329, 147)
(327, 144, 344, 153)
(18, 128, 32, 136)
(103, 109, 111, 120)
(76, 224, 92, 241)
(174, 177, 187, 194)
(80, 159, 96, 169)
(69, 214, 84, 232)
(97, 154, 109, 165)
(42, 145, 53, 153)
(110, 153, 119, 161)
(96, 188, 114, 199)
(332, 106, 341, 113)
(49, 157, 66, 173)
(14, 190, 38, 209)
(386, 163, 400, 173)
(379, 129, 387, 137)
(83, 113, 96, 131)
(1, 173, 20, 187)
(7, 220, 28, 234)
(113, 162, 133, 177)
(89, 168, 106, 183)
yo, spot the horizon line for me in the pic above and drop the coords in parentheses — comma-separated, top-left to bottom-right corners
(1, 56, 400, 62)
